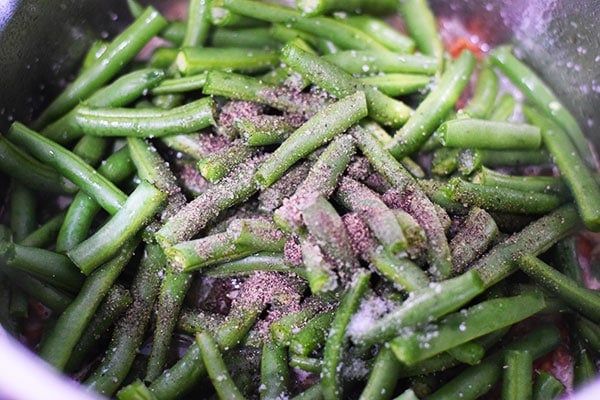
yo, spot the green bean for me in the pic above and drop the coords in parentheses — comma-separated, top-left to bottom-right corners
(446, 341, 486, 365)
(393, 209, 428, 259)
(462, 148, 553, 172)
(197, 140, 255, 183)
(151, 72, 207, 95)
(443, 177, 564, 215)
(450, 207, 499, 273)
(490, 45, 594, 166)
(43, 68, 167, 144)
(532, 371, 565, 400)
(127, 137, 186, 221)
(323, 50, 439, 76)
(167, 218, 286, 272)
(350, 270, 484, 347)
(7, 122, 127, 214)
(155, 156, 261, 248)
(390, 292, 545, 365)
(502, 350, 533, 400)
(351, 126, 452, 278)
(289, 354, 322, 374)
(33, 7, 167, 129)
(370, 248, 429, 292)
(255, 91, 368, 188)
(0, 133, 73, 194)
(67, 181, 166, 275)
(340, 15, 415, 53)
(1, 268, 72, 313)
(237, 116, 295, 147)
(148, 46, 178, 69)
(398, 0, 444, 64)
(211, 27, 281, 49)
(428, 324, 560, 400)
(85, 243, 165, 396)
(386, 50, 476, 158)
(176, 46, 279, 75)
(9, 182, 36, 242)
(261, 341, 289, 400)
(73, 97, 216, 138)
(321, 270, 370, 400)
(358, 346, 401, 400)
(281, 42, 412, 128)
(517, 254, 600, 323)
(525, 106, 600, 231)
(197, 331, 246, 400)
(81, 40, 109, 70)
(221, 0, 389, 52)
(204, 253, 298, 278)
(66, 284, 132, 371)
(72, 136, 109, 166)
(473, 167, 568, 196)
(290, 309, 336, 356)
(19, 212, 65, 248)
(296, 0, 396, 16)
(270, 305, 320, 345)
(488, 93, 516, 122)
(145, 270, 193, 383)
(573, 336, 597, 389)
(472, 204, 580, 288)
(554, 236, 585, 285)
(38, 238, 139, 370)
(359, 73, 431, 97)
(258, 161, 312, 212)
(301, 234, 339, 293)
(462, 66, 499, 119)
(56, 147, 135, 253)
(0, 241, 84, 293)
(438, 119, 541, 150)
(336, 177, 407, 255)
(182, 0, 211, 47)
(301, 194, 358, 272)
(274, 134, 356, 233)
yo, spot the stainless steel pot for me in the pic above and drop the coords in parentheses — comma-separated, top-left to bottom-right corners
(0, 1, 599, 399)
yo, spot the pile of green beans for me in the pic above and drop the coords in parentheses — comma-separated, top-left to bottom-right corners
(1, 0, 600, 399)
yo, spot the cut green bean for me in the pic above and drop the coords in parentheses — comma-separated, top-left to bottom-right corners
(398, 0, 444, 64)
(517, 254, 600, 323)
(340, 15, 415, 53)
(473, 167, 568, 196)
(349, 270, 484, 347)
(238, 115, 298, 146)
(19, 212, 65, 248)
(168, 218, 286, 272)
(390, 292, 545, 365)
(443, 177, 564, 215)
(260, 341, 289, 400)
(358, 346, 401, 400)
(7, 122, 127, 215)
(533, 371, 565, 400)
(204, 253, 298, 278)
(211, 26, 281, 49)
(281, 42, 412, 128)
(524, 106, 600, 231)
(33, 7, 167, 129)
(0, 133, 73, 194)
(490, 93, 516, 121)
(462, 66, 499, 119)
(176, 46, 279, 75)
(67, 181, 165, 275)
(73, 97, 216, 138)
(151, 72, 208, 95)
(43, 68, 166, 144)
(428, 324, 560, 400)
(387, 50, 475, 158)
(0, 241, 84, 293)
(9, 182, 36, 242)
(490, 45, 594, 165)
(438, 119, 541, 150)
(370, 248, 429, 292)
(197, 140, 255, 183)
(255, 91, 368, 188)
(323, 50, 439, 76)
(321, 270, 370, 400)
(359, 73, 431, 97)
(502, 350, 533, 400)
(274, 134, 356, 233)
(2, 268, 72, 313)
(156, 156, 261, 247)
(450, 207, 499, 273)
(221, 0, 389, 52)
(85, 243, 165, 396)
(38, 238, 139, 370)
(182, 0, 211, 47)
(296, 0, 396, 16)
(352, 126, 452, 278)
(472, 204, 580, 288)
(197, 331, 246, 400)
(301, 234, 339, 293)
(290, 309, 335, 356)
